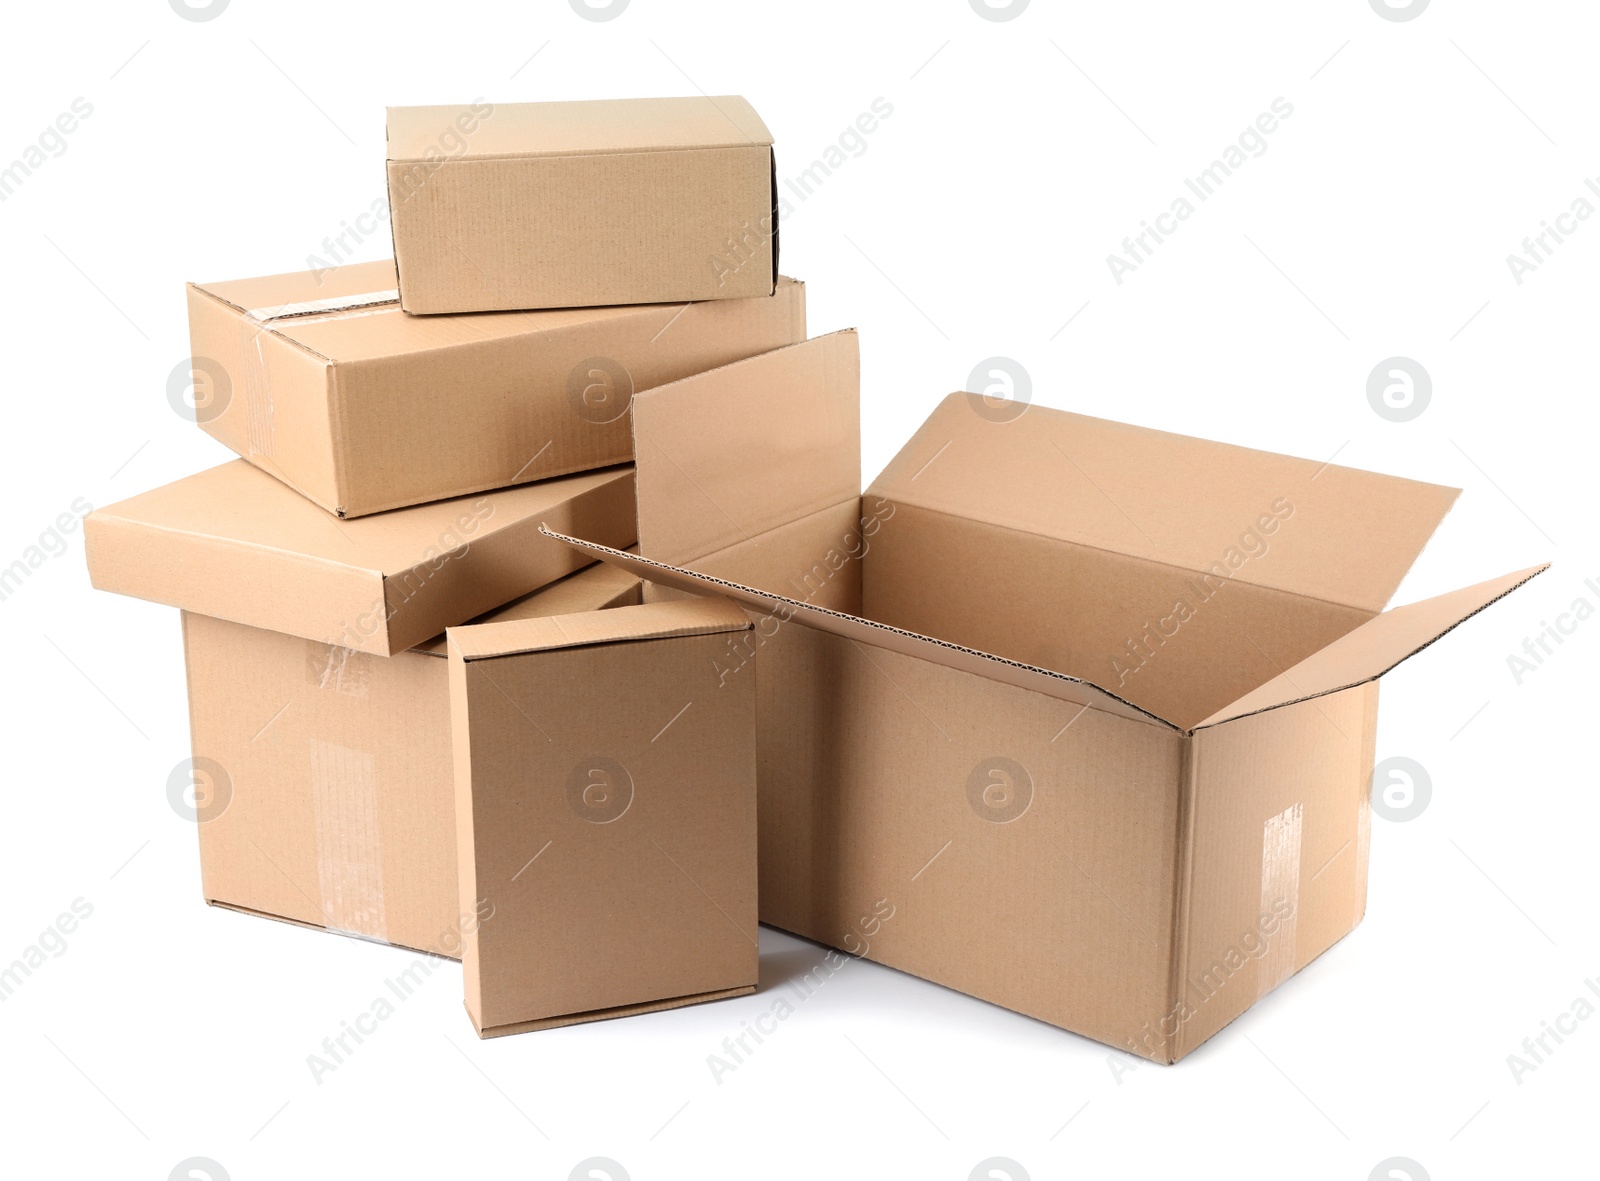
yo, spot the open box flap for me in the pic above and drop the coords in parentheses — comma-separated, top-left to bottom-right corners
(631, 331, 860, 567)
(1194, 564, 1549, 730)
(868, 394, 1461, 615)
(540, 528, 1178, 731)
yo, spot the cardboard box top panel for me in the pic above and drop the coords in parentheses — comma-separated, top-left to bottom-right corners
(1196, 563, 1548, 728)
(632, 331, 860, 566)
(868, 394, 1461, 616)
(192, 259, 804, 366)
(411, 559, 640, 657)
(86, 461, 635, 655)
(386, 96, 771, 163)
(448, 595, 750, 662)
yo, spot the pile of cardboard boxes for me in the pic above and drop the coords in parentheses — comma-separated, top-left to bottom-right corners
(86, 95, 1545, 1060)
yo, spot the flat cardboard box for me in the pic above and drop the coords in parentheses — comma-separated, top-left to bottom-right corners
(386, 97, 777, 314)
(185, 258, 804, 516)
(550, 334, 1547, 1062)
(449, 596, 758, 1036)
(85, 462, 636, 657)
(182, 561, 642, 957)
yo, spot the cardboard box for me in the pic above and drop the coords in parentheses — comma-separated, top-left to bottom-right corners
(185, 258, 804, 516)
(386, 97, 777, 314)
(549, 334, 1547, 1062)
(85, 461, 636, 657)
(449, 596, 758, 1036)
(182, 562, 642, 957)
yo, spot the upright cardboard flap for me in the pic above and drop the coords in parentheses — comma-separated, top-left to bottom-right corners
(85, 461, 637, 656)
(632, 331, 861, 566)
(868, 394, 1461, 614)
(1196, 564, 1548, 729)
(542, 529, 1173, 729)
(449, 596, 759, 1036)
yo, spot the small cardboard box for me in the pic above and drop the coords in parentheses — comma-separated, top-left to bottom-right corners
(180, 562, 641, 956)
(386, 97, 777, 314)
(449, 596, 759, 1036)
(551, 332, 1547, 1063)
(85, 461, 636, 657)
(185, 258, 804, 516)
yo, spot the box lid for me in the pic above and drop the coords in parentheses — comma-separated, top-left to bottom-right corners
(448, 596, 759, 1036)
(85, 461, 636, 656)
(387, 96, 772, 163)
(868, 394, 1461, 616)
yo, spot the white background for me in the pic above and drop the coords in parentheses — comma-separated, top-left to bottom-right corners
(1, 1, 1594, 1178)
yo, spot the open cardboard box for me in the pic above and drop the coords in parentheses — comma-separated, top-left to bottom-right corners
(549, 331, 1547, 1062)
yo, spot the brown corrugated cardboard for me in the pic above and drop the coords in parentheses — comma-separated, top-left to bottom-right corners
(183, 561, 642, 957)
(386, 97, 777, 314)
(185, 259, 804, 516)
(547, 339, 1547, 1062)
(448, 596, 758, 1036)
(85, 462, 636, 657)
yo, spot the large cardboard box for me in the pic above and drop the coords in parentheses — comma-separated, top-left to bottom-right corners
(449, 596, 759, 1035)
(181, 562, 641, 957)
(386, 97, 777, 314)
(85, 461, 636, 657)
(551, 333, 1547, 1063)
(184, 258, 804, 516)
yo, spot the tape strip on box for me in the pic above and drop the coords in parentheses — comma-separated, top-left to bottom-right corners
(1257, 801, 1303, 999)
(308, 738, 388, 943)
(234, 289, 400, 459)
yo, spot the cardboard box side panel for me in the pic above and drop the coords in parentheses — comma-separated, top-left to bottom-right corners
(184, 613, 460, 955)
(1170, 684, 1377, 1061)
(459, 633, 758, 1030)
(382, 471, 638, 653)
(752, 625, 1185, 1055)
(862, 502, 1372, 730)
(449, 648, 485, 1025)
(325, 281, 806, 516)
(187, 286, 341, 511)
(632, 331, 861, 565)
(868, 394, 1461, 614)
(87, 514, 390, 653)
(391, 147, 773, 314)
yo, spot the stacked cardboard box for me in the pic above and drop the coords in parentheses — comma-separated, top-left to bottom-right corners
(88, 94, 1545, 1059)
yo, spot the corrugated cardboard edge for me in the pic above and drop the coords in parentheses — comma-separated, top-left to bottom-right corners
(1193, 563, 1549, 731)
(470, 985, 757, 1039)
(539, 528, 1176, 730)
(205, 900, 451, 959)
